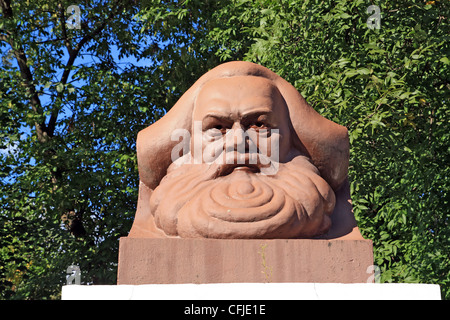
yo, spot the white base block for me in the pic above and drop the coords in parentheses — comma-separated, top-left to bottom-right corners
(62, 283, 441, 300)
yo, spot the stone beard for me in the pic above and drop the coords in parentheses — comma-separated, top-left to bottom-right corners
(150, 156, 335, 238)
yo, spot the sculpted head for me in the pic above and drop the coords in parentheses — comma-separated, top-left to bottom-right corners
(129, 61, 360, 239)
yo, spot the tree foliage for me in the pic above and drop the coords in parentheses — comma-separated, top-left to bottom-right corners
(1, 0, 449, 299)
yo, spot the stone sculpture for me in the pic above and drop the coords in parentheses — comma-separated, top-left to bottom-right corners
(128, 61, 361, 239)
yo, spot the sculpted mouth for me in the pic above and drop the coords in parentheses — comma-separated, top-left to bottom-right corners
(218, 163, 260, 176)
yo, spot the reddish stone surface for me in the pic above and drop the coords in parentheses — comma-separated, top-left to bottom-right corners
(117, 238, 374, 284)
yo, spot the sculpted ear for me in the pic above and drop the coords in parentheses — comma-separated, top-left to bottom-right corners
(131, 86, 198, 237)
(273, 76, 350, 191)
(136, 88, 195, 190)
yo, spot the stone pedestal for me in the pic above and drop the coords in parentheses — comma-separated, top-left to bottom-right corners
(117, 238, 374, 285)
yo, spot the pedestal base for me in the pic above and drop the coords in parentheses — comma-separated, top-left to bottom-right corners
(117, 238, 374, 285)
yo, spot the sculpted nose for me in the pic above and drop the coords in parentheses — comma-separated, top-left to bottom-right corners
(231, 123, 246, 150)
(234, 129, 246, 149)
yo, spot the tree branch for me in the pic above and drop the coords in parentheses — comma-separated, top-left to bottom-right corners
(0, 0, 12, 17)
(0, 33, 9, 42)
(58, 2, 73, 56)
(48, 3, 125, 137)
(1, 0, 48, 142)
(2, 0, 126, 139)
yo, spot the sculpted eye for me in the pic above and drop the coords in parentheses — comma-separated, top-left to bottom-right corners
(214, 125, 226, 131)
(205, 124, 228, 138)
(250, 121, 269, 130)
(203, 116, 231, 135)
(210, 125, 229, 135)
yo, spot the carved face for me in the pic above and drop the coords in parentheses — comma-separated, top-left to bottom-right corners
(147, 76, 336, 239)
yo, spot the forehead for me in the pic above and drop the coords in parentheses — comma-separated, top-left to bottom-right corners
(194, 76, 282, 118)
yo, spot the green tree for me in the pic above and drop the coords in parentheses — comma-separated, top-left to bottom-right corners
(0, 0, 142, 299)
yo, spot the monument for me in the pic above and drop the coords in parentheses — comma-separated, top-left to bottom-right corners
(61, 61, 440, 300)
(117, 61, 373, 285)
